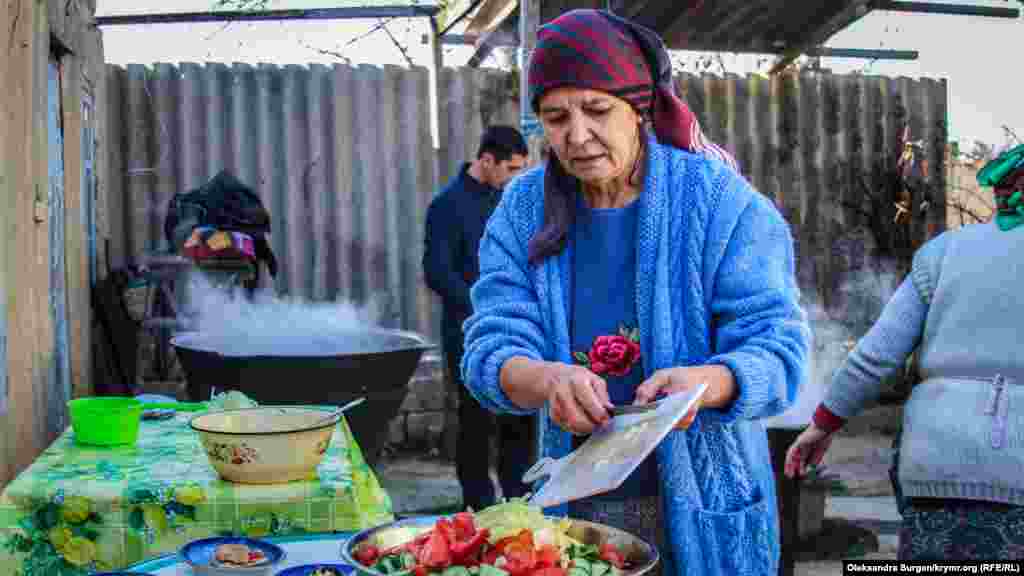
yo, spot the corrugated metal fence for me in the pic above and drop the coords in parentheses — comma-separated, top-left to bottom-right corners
(676, 72, 948, 313)
(104, 64, 948, 343)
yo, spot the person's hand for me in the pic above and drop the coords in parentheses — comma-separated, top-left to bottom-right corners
(784, 425, 834, 478)
(634, 366, 730, 430)
(544, 362, 613, 436)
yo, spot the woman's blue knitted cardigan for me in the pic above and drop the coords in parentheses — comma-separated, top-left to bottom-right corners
(461, 136, 811, 576)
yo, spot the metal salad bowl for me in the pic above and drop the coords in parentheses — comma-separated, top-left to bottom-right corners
(340, 515, 660, 576)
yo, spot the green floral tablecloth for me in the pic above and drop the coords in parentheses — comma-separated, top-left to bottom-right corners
(0, 411, 394, 575)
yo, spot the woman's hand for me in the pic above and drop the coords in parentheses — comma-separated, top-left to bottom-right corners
(544, 363, 614, 435)
(633, 365, 735, 430)
(784, 425, 834, 478)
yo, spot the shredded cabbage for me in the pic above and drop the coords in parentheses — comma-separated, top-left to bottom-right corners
(472, 499, 580, 551)
(208, 390, 258, 411)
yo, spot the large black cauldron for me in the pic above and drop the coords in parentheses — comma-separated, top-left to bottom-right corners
(171, 329, 433, 466)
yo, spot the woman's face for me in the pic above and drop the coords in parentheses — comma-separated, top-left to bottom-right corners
(537, 87, 643, 185)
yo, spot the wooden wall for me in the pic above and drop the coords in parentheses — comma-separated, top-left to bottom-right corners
(0, 0, 106, 488)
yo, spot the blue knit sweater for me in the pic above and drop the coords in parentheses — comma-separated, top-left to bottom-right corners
(461, 136, 811, 576)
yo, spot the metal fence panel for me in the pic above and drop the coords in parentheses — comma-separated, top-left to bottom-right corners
(105, 65, 948, 345)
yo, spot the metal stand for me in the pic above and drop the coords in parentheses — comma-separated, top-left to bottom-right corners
(136, 253, 259, 382)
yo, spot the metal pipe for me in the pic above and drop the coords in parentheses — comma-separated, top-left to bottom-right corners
(441, 33, 517, 46)
(808, 47, 919, 60)
(94, 5, 441, 27)
(873, 0, 1020, 18)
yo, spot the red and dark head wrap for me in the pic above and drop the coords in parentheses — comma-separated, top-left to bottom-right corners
(525, 9, 737, 263)
(527, 9, 736, 168)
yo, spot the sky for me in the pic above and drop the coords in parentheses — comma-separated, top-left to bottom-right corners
(97, 0, 1024, 150)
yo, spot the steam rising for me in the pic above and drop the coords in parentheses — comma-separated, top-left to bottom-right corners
(174, 271, 389, 357)
(763, 263, 902, 430)
(171, 245, 903, 419)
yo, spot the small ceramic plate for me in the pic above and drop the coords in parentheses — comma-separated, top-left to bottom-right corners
(181, 536, 286, 575)
(276, 564, 356, 576)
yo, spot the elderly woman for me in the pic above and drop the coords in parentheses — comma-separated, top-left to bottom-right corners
(460, 9, 810, 576)
(786, 145, 1024, 560)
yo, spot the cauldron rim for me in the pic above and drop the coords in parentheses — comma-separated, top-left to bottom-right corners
(169, 328, 435, 360)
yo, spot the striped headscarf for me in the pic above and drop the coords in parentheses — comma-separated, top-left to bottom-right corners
(527, 9, 737, 169)
(978, 144, 1024, 231)
(525, 9, 737, 263)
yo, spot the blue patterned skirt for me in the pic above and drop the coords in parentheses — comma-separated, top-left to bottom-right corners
(899, 499, 1024, 560)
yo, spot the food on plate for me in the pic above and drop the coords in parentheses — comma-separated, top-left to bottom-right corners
(354, 501, 632, 576)
(311, 567, 345, 576)
(214, 542, 268, 567)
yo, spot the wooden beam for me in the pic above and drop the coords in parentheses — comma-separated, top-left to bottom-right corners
(770, 0, 873, 73)
(464, 0, 519, 39)
(94, 5, 440, 26)
(466, 12, 518, 67)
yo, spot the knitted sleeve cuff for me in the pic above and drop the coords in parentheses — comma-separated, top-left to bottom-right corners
(812, 404, 845, 434)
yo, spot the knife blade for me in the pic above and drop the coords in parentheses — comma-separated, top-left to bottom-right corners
(607, 395, 666, 417)
(608, 403, 657, 416)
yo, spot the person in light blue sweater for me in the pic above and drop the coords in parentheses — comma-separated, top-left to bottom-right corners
(460, 10, 811, 576)
(786, 145, 1024, 560)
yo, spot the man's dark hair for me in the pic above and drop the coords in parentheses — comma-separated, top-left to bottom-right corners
(477, 125, 528, 163)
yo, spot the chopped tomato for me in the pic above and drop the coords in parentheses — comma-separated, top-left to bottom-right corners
(354, 544, 380, 566)
(451, 529, 490, 563)
(495, 530, 534, 555)
(492, 535, 517, 554)
(452, 512, 476, 541)
(414, 566, 428, 576)
(598, 543, 625, 569)
(501, 542, 536, 576)
(482, 547, 501, 565)
(504, 553, 536, 576)
(535, 545, 560, 569)
(533, 567, 567, 576)
(435, 518, 458, 546)
(418, 529, 452, 569)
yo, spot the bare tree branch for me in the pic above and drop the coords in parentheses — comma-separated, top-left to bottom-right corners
(1004, 125, 1022, 146)
(946, 198, 990, 225)
(377, 18, 415, 67)
(299, 40, 352, 64)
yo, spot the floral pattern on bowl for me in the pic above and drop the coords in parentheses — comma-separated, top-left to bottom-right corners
(315, 439, 330, 457)
(206, 442, 260, 466)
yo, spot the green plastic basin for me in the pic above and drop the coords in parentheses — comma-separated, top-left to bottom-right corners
(68, 397, 144, 446)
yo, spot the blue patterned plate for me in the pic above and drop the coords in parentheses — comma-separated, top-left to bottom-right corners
(276, 564, 356, 576)
(181, 536, 286, 575)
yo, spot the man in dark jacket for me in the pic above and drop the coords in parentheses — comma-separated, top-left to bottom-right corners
(423, 125, 531, 511)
